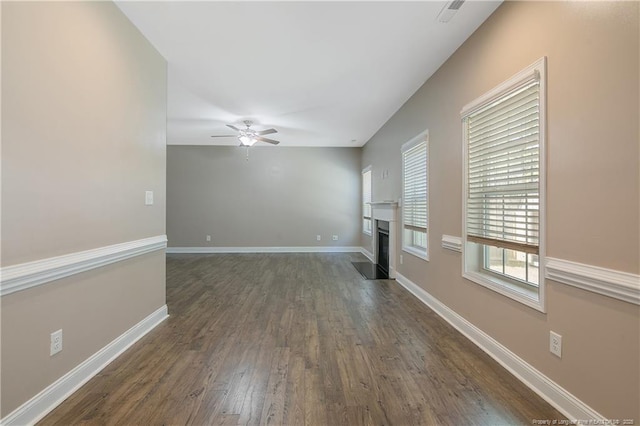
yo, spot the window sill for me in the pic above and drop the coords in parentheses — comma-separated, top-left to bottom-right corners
(403, 246, 429, 262)
(463, 270, 545, 312)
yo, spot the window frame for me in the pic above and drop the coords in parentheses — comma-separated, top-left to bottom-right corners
(362, 165, 372, 236)
(461, 57, 547, 312)
(401, 130, 429, 261)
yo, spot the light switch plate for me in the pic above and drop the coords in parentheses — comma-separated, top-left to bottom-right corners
(145, 191, 154, 206)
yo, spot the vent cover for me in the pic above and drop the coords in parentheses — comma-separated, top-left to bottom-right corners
(448, 0, 465, 10)
(438, 0, 465, 23)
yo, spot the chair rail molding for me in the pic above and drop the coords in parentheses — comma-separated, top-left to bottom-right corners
(0, 235, 168, 297)
(545, 257, 640, 305)
(441, 235, 462, 253)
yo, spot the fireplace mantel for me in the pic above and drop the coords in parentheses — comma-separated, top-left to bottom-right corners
(369, 201, 398, 207)
(370, 201, 398, 223)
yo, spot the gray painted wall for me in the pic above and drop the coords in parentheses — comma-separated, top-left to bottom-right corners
(1, 1, 167, 416)
(167, 146, 361, 248)
(361, 1, 638, 419)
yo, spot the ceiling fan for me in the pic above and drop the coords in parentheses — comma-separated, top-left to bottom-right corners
(211, 120, 280, 146)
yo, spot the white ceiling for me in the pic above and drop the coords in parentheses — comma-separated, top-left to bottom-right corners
(116, 1, 501, 147)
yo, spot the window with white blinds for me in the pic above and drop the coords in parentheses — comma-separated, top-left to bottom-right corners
(462, 57, 546, 312)
(402, 136, 428, 259)
(362, 167, 372, 235)
(465, 79, 540, 255)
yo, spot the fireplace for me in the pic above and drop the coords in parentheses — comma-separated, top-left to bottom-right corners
(377, 220, 390, 274)
(352, 201, 398, 280)
(371, 201, 398, 279)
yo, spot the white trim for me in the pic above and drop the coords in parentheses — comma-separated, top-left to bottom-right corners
(461, 57, 543, 117)
(371, 203, 398, 222)
(546, 257, 640, 306)
(394, 272, 605, 423)
(1, 305, 169, 426)
(362, 165, 373, 236)
(369, 201, 398, 207)
(360, 247, 375, 263)
(402, 246, 428, 261)
(461, 57, 547, 313)
(0, 235, 167, 297)
(166, 246, 362, 254)
(463, 270, 543, 312)
(441, 235, 462, 253)
(400, 129, 429, 153)
(401, 129, 430, 262)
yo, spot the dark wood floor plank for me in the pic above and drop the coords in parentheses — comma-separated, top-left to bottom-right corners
(39, 253, 565, 425)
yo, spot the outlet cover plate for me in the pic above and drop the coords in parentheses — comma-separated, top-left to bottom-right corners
(50, 329, 63, 356)
(550, 331, 562, 358)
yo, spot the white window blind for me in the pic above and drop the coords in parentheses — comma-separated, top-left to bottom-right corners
(402, 141, 427, 250)
(465, 79, 540, 254)
(362, 168, 372, 234)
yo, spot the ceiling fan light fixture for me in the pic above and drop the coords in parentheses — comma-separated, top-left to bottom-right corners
(239, 135, 257, 146)
(212, 121, 279, 146)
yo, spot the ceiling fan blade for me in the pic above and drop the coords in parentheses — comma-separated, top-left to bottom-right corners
(210, 135, 236, 138)
(226, 124, 240, 131)
(256, 128, 277, 136)
(257, 136, 280, 145)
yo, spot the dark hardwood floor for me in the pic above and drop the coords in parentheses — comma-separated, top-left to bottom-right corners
(40, 253, 564, 425)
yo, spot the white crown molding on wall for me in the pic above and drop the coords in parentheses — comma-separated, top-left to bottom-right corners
(166, 246, 362, 254)
(1, 305, 169, 426)
(394, 272, 605, 423)
(545, 257, 640, 306)
(0, 235, 168, 297)
(441, 235, 462, 253)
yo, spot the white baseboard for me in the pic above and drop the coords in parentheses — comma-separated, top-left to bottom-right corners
(1, 305, 169, 426)
(360, 247, 375, 262)
(166, 246, 362, 254)
(1, 235, 167, 297)
(394, 272, 605, 422)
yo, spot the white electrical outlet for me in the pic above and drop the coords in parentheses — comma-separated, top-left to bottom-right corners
(550, 331, 562, 358)
(50, 329, 63, 356)
(206, 235, 211, 242)
(145, 190, 154, 206)
(316, 235, 321, 241)
(332, 235, 338, 241)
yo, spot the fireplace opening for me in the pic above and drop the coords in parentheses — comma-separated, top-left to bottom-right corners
(377, 220, 390, 274)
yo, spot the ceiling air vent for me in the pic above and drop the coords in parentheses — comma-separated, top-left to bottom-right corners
(437, 0, 466, 23)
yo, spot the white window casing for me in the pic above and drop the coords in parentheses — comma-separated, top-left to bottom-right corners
(462, 57, 547, 312)
(362, 166, 372, 235)
(401, 131, 429, 261)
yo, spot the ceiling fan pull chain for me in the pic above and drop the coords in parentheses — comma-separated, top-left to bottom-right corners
(246, 146, 250, 161)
